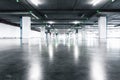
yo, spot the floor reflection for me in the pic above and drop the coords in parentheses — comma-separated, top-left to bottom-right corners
(90, 56, 106, 80)
(26, 45, 43, 80)
(48, 41, 54, 62)
(0, 37, 120, 80)
(73, 39, 79, 64)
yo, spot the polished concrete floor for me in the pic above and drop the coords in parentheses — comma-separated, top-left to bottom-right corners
(0, 37, 120, 80)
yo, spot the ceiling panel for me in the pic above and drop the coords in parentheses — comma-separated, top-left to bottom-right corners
(103, 0, 120, 9)
(0, 0, 120, 29)
(0, 0, 25, 11)
(26, 0, 77, 9)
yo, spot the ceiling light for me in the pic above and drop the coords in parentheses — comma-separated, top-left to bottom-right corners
(72, 21, 80, 24)
(30, 0, 43, 6)
(112, 0, 115, 2)
(90, 0, 102, 6)
(48, 25, 51, 28)
(16, 0, 20, 2)
(48, 21, 55, 24)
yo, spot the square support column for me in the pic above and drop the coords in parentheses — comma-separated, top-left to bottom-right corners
(40, 27, 46, 39)
(20, 16, 31, 44)
(22, 17, 31, 39)
(98, 16, 107, 39)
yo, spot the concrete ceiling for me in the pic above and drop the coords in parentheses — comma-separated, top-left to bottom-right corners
(0, 0, 120, 29)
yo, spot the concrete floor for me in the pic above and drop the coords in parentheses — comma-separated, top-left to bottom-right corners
(0, 37, 120, 80)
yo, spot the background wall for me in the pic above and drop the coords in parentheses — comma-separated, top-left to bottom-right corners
(0, 23, 120, 38)
(0, 23, 40, 38)
(0, 23, 20, 38)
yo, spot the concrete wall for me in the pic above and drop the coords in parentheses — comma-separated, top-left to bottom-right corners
(0, 23, 20, 38)
(30, 30, 40, 38)
(0, 23, 40, 38)
(107, 27, 120, 38)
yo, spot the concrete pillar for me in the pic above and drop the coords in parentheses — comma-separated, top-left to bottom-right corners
(40, 27, 46, 40)
(22, 16, 31, 39)
(98, 16, 107, 39)
(76, 29, 78, 34)
(20, 17, 22, 39)
(20, 16, 31, 44)
(82, 27, 85, 40)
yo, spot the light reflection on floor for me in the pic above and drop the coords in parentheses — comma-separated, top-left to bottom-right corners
(0, 37, 120, 80)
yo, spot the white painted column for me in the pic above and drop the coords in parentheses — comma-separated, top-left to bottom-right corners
(21, 16, 31, 44)
(22, 16, 31, 39)
(98, 16, 107, 39)
(40, 27, 46, 40)
(82, 27, 86, 40)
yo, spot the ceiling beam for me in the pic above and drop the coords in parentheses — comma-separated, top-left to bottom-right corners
(31, 23, 93, 25)
(0, 9, 120, 12)
(0, 12, 30, 15)
(33, 19, 87, 21)
(0, 18, 19, 27)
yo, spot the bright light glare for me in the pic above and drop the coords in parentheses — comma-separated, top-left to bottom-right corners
(30, 0, 42, 6)
(72, 21, 80, 24)
(27, 49, 42, 80)
(48, 21, 55, 24)
(91, 0, 102, 6)
(49, 44, 54, 61)
(107, 39, 120, 49)
(90, 57, 106, 80)
(28, 63, 41, 80)
(58, 34, 65, 39)
(112, 0, 115, 2)
(74, 41, 79, 63)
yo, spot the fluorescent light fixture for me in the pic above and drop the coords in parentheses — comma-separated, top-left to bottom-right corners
(48, 21, 55, 24)
(30, 0, 43, 6)
(16, 0, 20, 2)
(112, 0, 115, 2)
(90, 0, 102, 6)
(49, 44, 54, 61)
(72, 21, 80, 24)
(48, 25, 51, 28)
